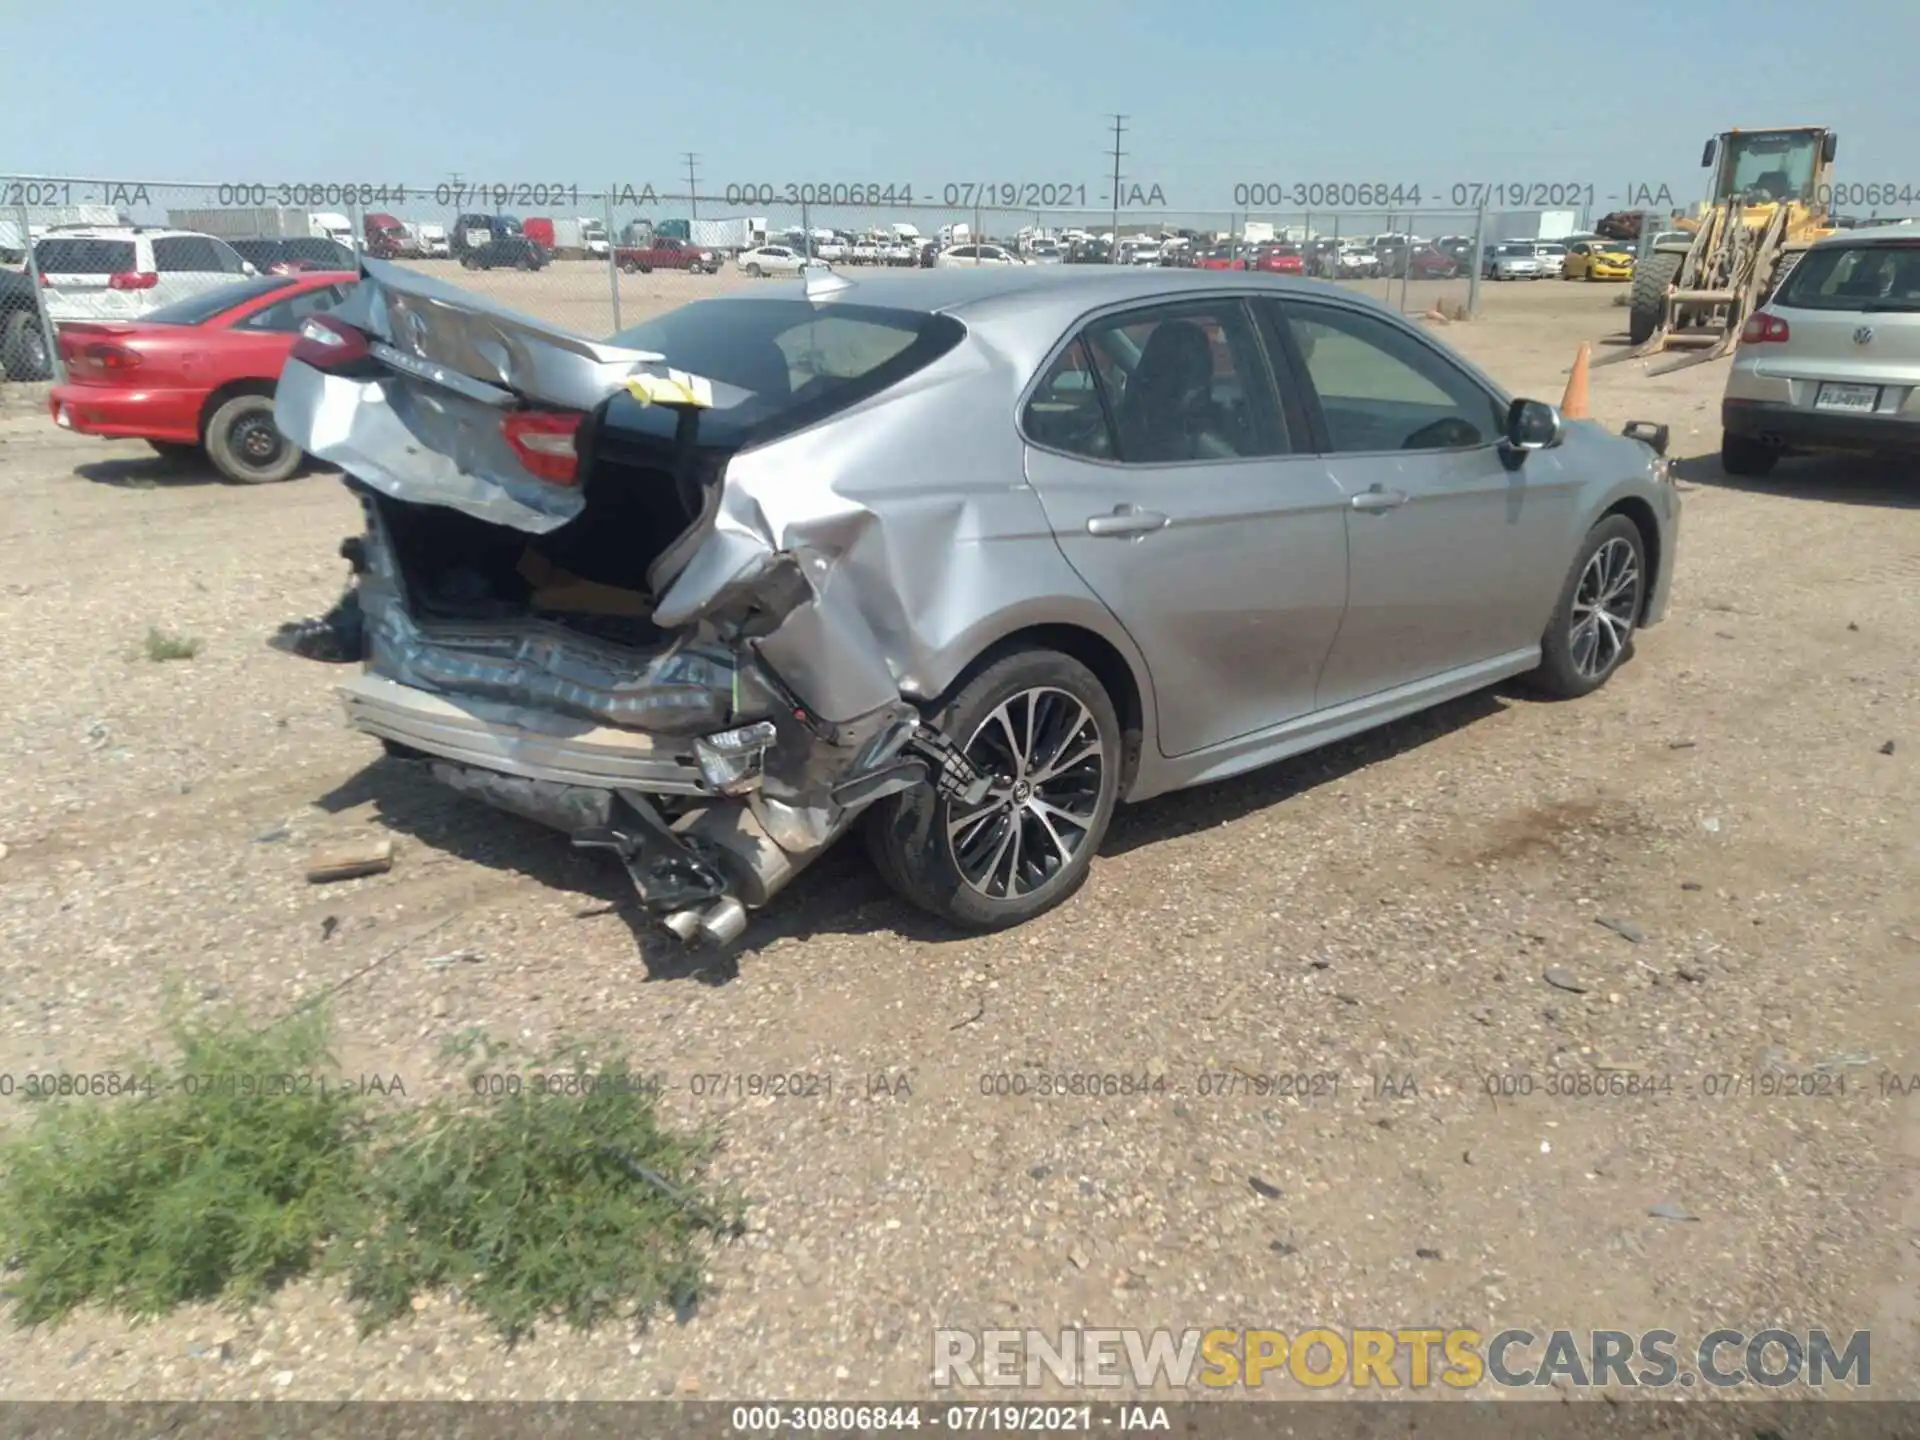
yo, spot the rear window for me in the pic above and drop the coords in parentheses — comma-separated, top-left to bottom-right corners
(140, 276, 298, 325)
(35, 238, 136, 274)
(1777, 242, 1920, 312)
(602, 298, 966, 449)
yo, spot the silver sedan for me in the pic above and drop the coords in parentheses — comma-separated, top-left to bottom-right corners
(273, 261, 1680, 944)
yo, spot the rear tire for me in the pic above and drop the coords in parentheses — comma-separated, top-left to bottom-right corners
(1720, 430, 1778, 477)
(746, 263, 763, 278)
(864, 649, 1121, 931)
(1527, 514, 1646, 700)
(1629, 251, 1683, 345)
(1, 310, 51, 381)
(205, 394, 301, 485)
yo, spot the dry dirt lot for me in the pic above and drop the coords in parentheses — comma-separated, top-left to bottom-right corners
(0, 267, 1916, 1405)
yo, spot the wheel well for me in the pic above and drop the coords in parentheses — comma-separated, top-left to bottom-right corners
(1602, 497, 1662, 621)
(197, 379, 276, 443)
(946, 624, 1148, 796)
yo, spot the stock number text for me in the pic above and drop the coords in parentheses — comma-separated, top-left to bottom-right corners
(1485, 1071, 1675, 1100)
(1235, 182, 1422, 209)
(725, 182, 917, 207)
(218, 183, 408, 209)
(1814, 182, 1919, 209)
(980, 1071, 1167, 1098)
(733, 1405, 927, 1432)
(469, 1070, 666, 1099)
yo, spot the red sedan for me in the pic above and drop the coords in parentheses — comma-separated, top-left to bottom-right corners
(1193, 247, 1247, 271)
(1252, 245, 1305, 275)
(49, 271, 357, 484)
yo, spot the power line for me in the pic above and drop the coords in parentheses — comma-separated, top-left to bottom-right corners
(683, 153, 701, 219)
(1106, 115, 1127, 261)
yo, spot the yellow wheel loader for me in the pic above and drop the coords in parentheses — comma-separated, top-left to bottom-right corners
(1604, 127, 1839, 374)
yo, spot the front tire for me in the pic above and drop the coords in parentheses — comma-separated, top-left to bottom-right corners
(864, 649, 1121, 931)
(1720, 430, 1778, 477)
(1629, 251, 1683, 345)
(746, 263, 763, 277)
(205, 394, 301, 485)
(1528, 514, 1646, 699)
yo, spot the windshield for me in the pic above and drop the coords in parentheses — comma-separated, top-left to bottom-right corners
(1494, 243, 1533, 256)
(1776, 240, 1920, 312)
(603, 298, 966, 448)
(141, 275, 298, 324)
(1720, 130, 1820, 203)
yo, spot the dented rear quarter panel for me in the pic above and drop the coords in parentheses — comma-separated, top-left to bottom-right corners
(706, 307, 1154, 725)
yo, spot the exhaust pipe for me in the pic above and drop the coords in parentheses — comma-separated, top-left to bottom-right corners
(661, 897, 747, 946)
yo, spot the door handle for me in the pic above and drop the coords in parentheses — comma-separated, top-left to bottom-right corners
(1350, 486, 1409, 513)
(1086, 505, 1170, 536)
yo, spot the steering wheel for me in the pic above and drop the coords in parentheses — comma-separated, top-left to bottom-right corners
(1401, 416, 1482, 450)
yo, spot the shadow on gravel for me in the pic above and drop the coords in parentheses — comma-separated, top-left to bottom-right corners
(314, 756, 752, 986)
(1102, 689, 1507, 859)
(1674, 447, 1920, 508)
(76, 455, 224, 488)
(318, 687, 1516, 979)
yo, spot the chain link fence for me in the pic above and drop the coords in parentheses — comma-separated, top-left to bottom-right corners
(2, 172, 1619, 385)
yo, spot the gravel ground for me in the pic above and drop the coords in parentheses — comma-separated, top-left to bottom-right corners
(0, 273, 1916, 1404)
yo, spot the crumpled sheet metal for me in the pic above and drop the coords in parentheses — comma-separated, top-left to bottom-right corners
(280, 262, 718, 536)
(355, 517, 736, 735)
(707, 344, 1137, 719)
(277, 359, 589, 534)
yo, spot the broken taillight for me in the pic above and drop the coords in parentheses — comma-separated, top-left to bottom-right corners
(501, 409, 585, 485)
(290, 312, 371, 369)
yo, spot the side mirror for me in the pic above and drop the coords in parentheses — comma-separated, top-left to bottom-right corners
(241, 261, 259, 277)
(1505, 398, 1563, 451)
(1822, 132, 1838, 163)
(1700, 138, 1717, 168)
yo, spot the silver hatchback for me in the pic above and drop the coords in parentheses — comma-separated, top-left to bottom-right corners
(272, 262, 1679, 944)
(1721, 223, 1920, 475)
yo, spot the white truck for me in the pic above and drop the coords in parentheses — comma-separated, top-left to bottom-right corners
(167, 207, 353, 244)
(0, 203, 120, 258)
(406, 221, 450, 258)
(547, 217, 610, 260)
(688, 216, 769, 254)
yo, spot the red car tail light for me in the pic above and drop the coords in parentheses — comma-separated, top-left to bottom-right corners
(76, 342, 143, 374)
(107, 271, 159, 291)
(290, 312, 371, 369)
(501, 410, 586, 485)
(1740, 311, 1790, 345)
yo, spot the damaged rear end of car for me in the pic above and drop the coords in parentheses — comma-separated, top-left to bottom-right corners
(274, 258, 986, 946)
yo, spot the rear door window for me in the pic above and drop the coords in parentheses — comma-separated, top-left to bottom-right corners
(239, 282, 355, 332)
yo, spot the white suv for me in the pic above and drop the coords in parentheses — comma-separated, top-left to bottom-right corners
(934, 243, 1023, 268)
(33, 227, 257, 323)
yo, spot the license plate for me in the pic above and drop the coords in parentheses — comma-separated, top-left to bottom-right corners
(1814, 382, 1879, 413)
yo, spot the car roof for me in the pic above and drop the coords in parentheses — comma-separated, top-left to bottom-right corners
(1812, 220, 1919, 248)
(37, 227, 205, 241)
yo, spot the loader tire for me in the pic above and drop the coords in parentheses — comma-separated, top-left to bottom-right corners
(1628, 252, 1683, 346)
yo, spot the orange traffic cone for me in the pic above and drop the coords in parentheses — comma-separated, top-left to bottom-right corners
(1561, 342, 1591, 419)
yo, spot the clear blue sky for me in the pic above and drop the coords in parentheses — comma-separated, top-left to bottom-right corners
(8, 0, 1918, 223)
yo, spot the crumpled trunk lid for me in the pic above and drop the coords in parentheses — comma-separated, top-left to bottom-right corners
(275, 257, 680, 534)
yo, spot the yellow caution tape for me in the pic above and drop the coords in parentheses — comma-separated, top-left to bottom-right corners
(626, 368, 715, 408)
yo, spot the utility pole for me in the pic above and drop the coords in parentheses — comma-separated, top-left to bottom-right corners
(1106, 114, 1127, 262)
(683, 153, 700, 219)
